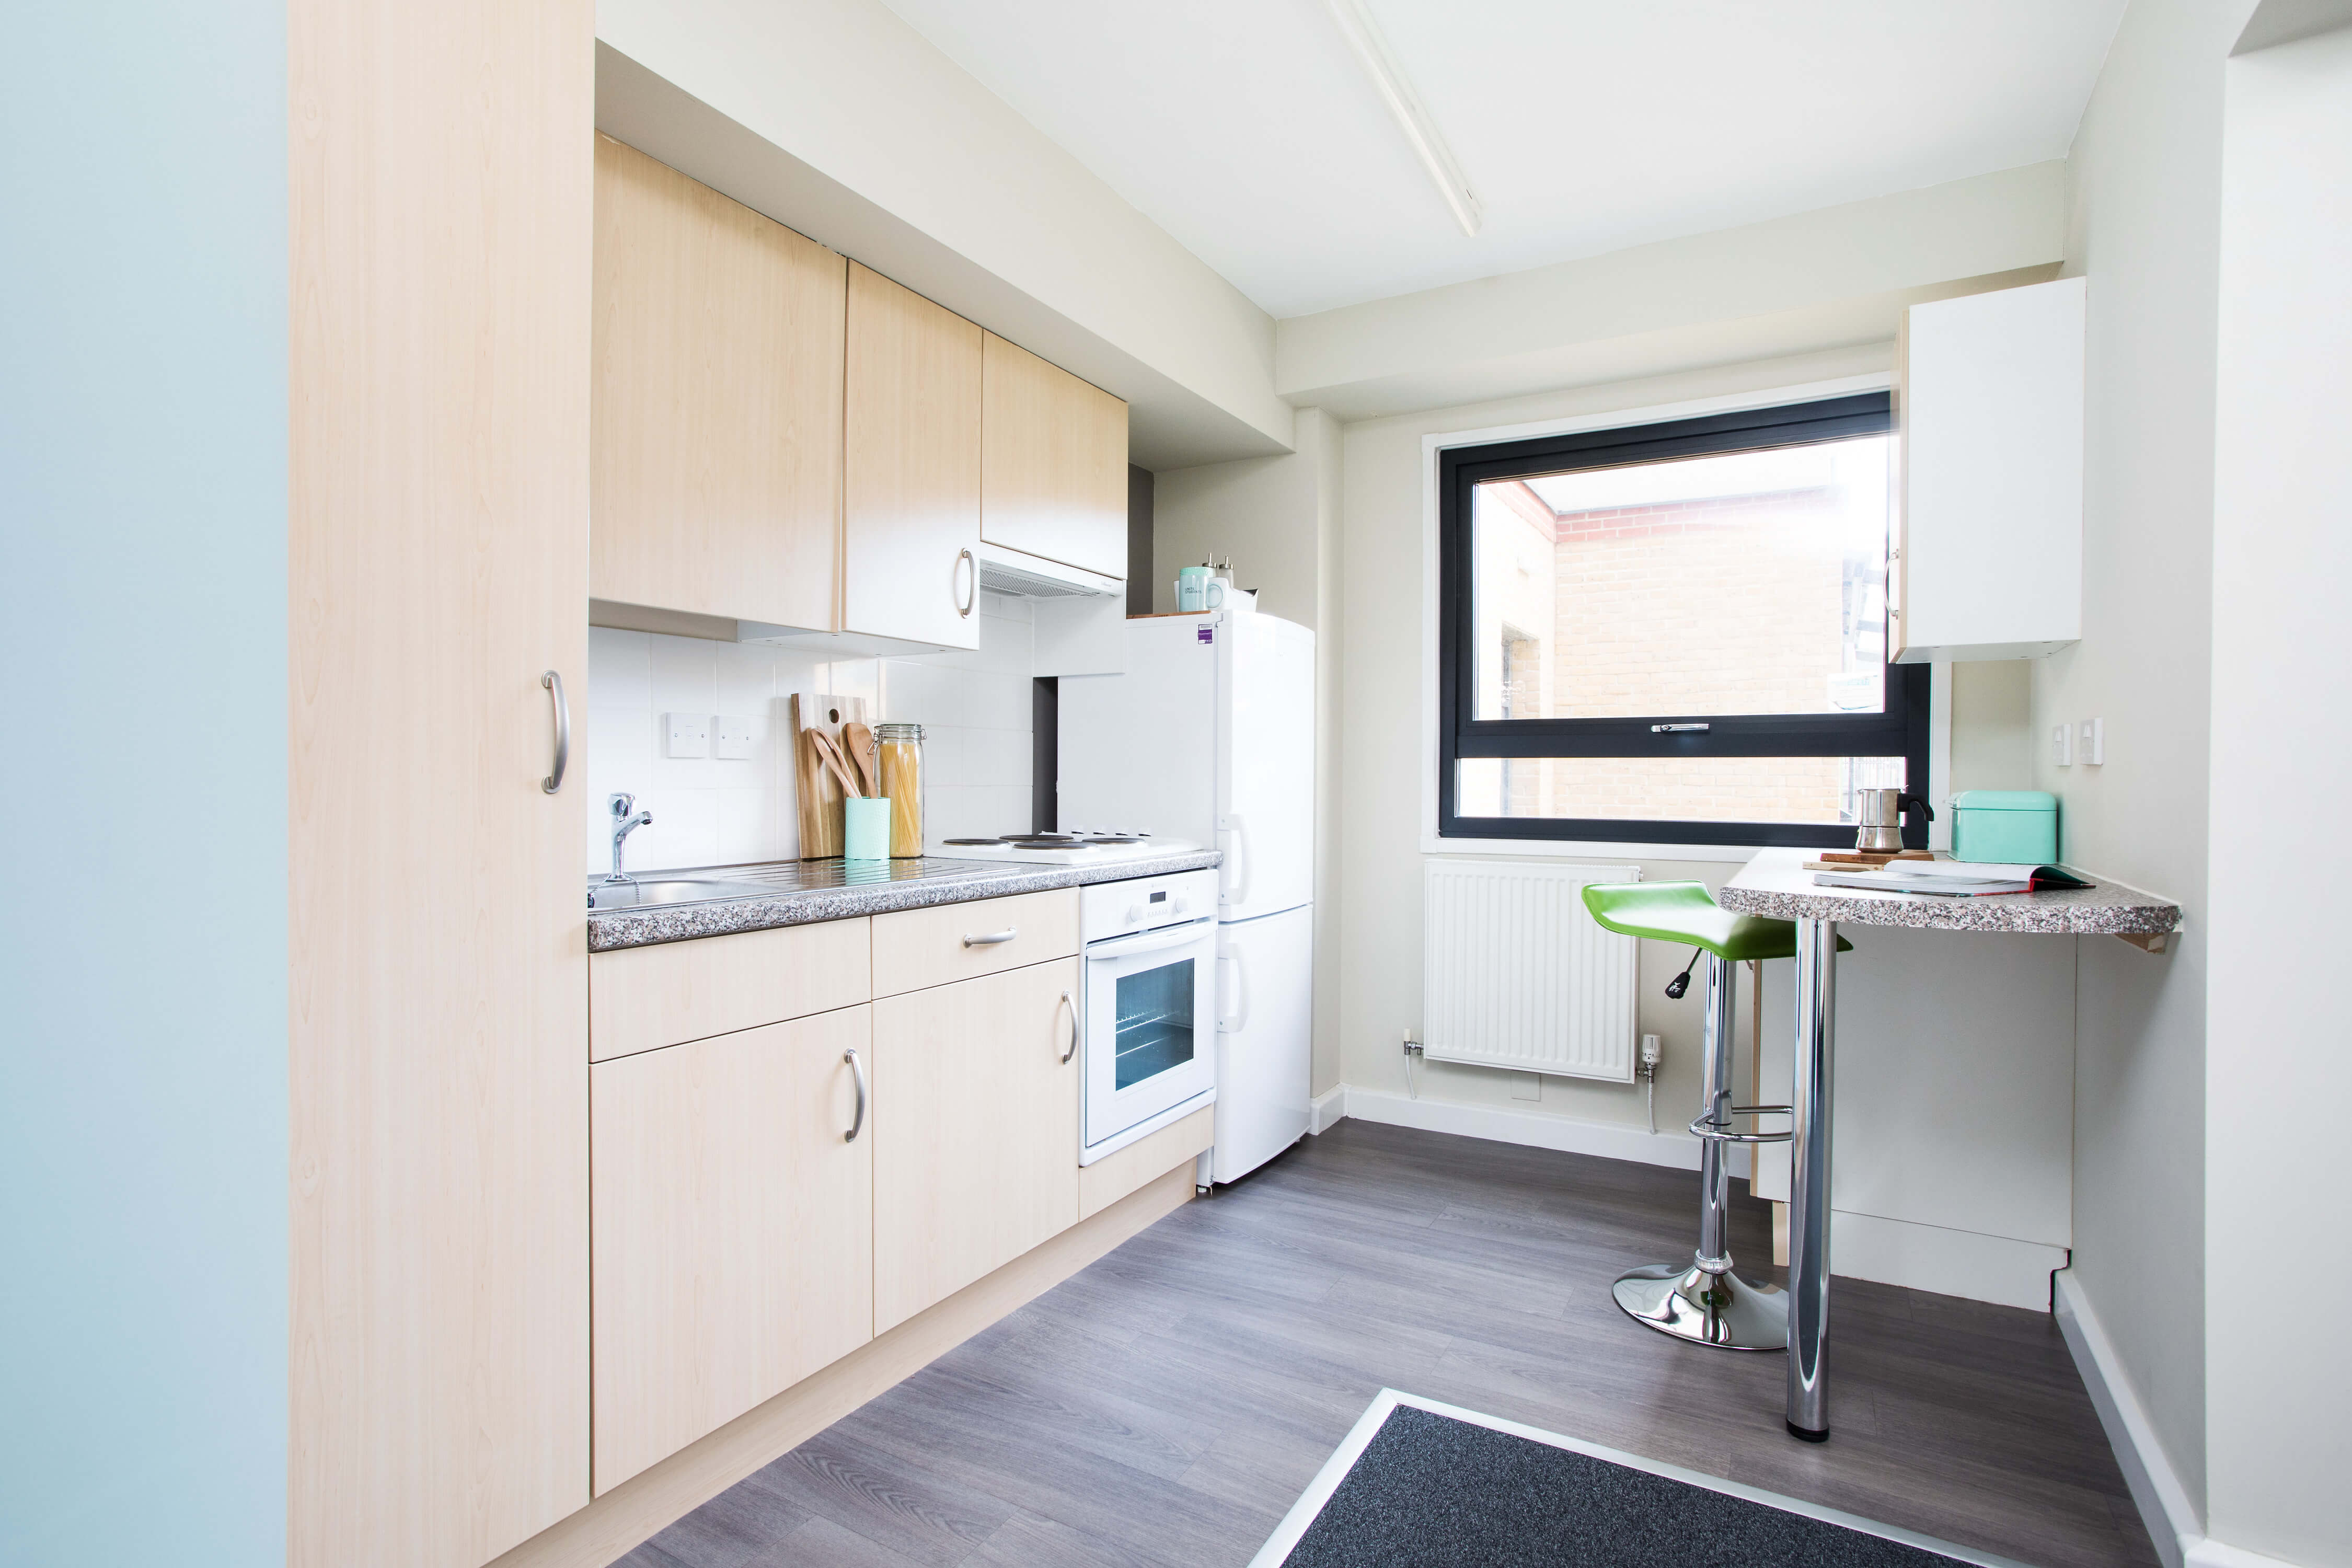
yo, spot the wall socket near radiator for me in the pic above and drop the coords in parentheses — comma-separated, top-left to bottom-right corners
(1511, 1071, 1541, 1101)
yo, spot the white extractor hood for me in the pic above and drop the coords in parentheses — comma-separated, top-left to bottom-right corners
(974, 540, 1122, 599)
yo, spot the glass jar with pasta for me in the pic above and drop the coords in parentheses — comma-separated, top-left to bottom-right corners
(874, 723, 925, 857)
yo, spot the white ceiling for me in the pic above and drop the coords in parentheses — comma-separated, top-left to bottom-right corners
(877, 0, 2124, 319)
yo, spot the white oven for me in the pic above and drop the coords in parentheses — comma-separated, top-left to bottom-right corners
(1079, 869, 1218, 1166)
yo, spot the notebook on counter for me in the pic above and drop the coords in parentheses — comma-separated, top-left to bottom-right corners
(1810, 862, 2092, 897)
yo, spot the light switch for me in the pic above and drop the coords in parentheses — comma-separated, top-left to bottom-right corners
(2051, 723, 2073, 767)
(712, 714, 754, 760)
(663, 711, 709, 759)
(2081, 717, 2105, 766)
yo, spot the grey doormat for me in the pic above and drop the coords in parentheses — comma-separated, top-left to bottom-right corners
(1251, 1392, 2028, 1568)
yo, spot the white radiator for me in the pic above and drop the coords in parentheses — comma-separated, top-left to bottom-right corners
(1422, 859, 1640, 1082)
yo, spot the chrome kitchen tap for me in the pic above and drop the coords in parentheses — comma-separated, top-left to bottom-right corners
(607, 792, 653, 883)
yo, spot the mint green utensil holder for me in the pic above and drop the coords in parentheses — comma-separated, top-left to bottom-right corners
(844, 797, 892, 860)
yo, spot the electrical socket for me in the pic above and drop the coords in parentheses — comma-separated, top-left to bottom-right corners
(2080, 717, 2105, 766)
(712, 714, 754, 760)
(2051, 722, 2073, 767)
(663, 711, 710, 759)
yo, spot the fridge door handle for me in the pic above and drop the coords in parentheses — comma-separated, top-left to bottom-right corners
(1217, 949, 1249, 1033)
(1218, 813, 1249, 908)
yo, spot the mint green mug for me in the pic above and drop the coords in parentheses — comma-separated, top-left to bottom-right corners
(1175, 566, 1227, 613)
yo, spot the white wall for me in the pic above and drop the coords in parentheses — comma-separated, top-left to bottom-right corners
(585, 596, 1037, 872)
(1336, 348, 1888, 1142)
(2041, 0, 2253, 1524)
(0, 3, 288, 1562)
(2207, 21, 2352, 1564)
(1278, 163, 2069, 423)
(1949, 661, 2037, 795)
(593, 0, 1292, 467)
(1333, 347, 2084, 1307)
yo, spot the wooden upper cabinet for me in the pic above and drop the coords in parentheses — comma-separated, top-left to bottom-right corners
(981, 332, 1128, 579)
(591, 134, 846, 631)
(845, 263, 983, 649)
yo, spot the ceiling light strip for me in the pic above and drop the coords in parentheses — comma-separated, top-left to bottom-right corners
(1321, 0, 1483, 237)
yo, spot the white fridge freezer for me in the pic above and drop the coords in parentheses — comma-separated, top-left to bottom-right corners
(1059, 610, 1316, 1182)
(1058, 610, 1315, 924)
(1214, 904, 1313, 1183)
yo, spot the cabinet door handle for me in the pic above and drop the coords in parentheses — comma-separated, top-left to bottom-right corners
(1058, 990, 1079, 1064)
(962, 927, 1018, 948)
(955, 547, 976, 618)
(843, 1046, 867, 1143)
(540, 670, 570, 794)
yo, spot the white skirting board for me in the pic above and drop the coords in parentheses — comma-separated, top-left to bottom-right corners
(1828, 1211, 2065, 1312)
(1309, 1085, 1347, 1135)
(1328, 1091, 2067, 1310)
(1341, 1089, 1700, 1171)
(2053, 1272, 2301, 1568)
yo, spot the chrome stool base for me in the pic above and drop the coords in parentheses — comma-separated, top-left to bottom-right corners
(1612, 1260, 1789, 1350)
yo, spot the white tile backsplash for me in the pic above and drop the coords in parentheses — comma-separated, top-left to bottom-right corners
(584, 612, 1036, 874)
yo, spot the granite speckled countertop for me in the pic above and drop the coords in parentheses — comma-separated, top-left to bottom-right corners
(1716, 847, 2181, 935)
(586, 850, 1222, 952)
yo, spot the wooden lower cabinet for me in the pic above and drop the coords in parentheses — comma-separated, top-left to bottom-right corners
(591, 1007, 875, 1493)
(873, 958, 1083, 1333)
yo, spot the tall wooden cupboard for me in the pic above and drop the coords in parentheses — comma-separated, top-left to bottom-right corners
(289, 2, 593, 1565)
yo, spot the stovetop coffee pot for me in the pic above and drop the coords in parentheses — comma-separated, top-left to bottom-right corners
(1855, 789, 1934, 852)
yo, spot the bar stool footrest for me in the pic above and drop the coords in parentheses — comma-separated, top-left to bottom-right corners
(1688, 1104, 1795, 1145)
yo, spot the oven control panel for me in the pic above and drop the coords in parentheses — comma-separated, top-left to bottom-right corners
(1080, 869, 1218, 943)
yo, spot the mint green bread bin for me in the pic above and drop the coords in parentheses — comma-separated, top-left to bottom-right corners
(1951, 790, 2058, 863)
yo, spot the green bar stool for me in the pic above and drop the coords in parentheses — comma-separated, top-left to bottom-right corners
(1581, 882, 1846, 1351)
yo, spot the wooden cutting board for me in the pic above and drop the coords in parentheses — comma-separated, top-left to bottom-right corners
(789, 690, 868, 859)
(1804, 849, 1935, 871)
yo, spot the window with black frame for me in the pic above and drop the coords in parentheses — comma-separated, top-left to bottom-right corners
(1437, 393, 1928, 849)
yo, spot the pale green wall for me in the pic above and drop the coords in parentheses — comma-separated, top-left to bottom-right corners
(0, 4, 289, 1562)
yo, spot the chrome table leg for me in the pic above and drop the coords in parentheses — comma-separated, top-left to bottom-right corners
(1785, 916, 1837, 1440)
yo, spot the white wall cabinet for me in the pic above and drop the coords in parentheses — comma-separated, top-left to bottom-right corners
(1893, 275, 2085, 663)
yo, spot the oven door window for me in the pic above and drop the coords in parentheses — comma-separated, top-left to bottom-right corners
(1114, 958, 1195, 1090)
(1085, 926, 1217, 1155)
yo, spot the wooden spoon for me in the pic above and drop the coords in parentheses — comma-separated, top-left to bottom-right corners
(809, 729, 862, 799)
(840, 721, 879, 798)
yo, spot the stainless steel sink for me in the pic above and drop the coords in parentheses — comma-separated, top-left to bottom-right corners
(585, 876, 776, 911)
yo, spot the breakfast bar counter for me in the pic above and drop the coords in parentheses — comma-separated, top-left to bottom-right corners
(1716, 848, 2181, 1442)
(1716, 848, 2181, 936)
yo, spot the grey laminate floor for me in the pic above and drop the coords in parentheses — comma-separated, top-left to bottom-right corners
(616, 1121, 2156, 1568)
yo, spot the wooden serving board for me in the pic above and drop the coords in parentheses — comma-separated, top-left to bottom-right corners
(1804, 850, 1936, 871)
(789, 691, 868, 859)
